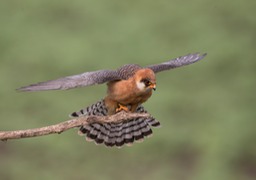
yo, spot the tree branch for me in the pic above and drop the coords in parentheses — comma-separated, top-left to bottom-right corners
(0, 112, 151, 141)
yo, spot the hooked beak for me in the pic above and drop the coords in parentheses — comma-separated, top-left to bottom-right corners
(149, 83, 156, 91)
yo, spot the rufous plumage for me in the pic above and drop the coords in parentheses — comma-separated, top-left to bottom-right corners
(18, 52, 206, 147)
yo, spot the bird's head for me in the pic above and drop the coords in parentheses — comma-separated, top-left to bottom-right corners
(134, 68, 156, 92)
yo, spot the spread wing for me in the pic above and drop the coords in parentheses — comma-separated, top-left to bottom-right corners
(17, 70, 121, 92)
(146, 53, 207, 73)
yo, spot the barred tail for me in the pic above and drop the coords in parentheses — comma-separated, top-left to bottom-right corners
(70, 100, 160, 148)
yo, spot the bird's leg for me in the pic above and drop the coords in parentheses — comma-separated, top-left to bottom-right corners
(130, 104, 139, 113)
(116, 103, 130, 113)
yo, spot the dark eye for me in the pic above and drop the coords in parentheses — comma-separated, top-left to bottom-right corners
(141, 79, 151, 86)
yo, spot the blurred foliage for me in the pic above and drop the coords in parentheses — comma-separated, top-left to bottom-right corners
(0, 0, 255, 180)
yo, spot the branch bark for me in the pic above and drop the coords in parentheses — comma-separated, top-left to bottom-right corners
(0, 112, 151, 141)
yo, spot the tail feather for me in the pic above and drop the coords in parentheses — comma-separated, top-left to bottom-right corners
(70, 99, 160, 147)
(145, 118, 161, 127)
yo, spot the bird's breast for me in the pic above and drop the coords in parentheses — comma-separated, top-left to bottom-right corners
(106, 79, 152, 105)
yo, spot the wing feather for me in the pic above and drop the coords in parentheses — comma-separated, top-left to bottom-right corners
(17, 70, 121, 92)
(147, 53, 207, 73)
(17, 53, 206, 92)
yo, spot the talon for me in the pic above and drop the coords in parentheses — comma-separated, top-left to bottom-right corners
(116, 104, 129, 112)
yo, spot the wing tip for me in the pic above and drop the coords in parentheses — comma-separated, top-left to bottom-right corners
(196, 52, 207, 61)
(16, 85, 36, 92)
(200, 52, 207, 58)
(16, 87, 28, 92)
(16, 82, 61, 92)
(16, 85, 46, 92)
(187, 52, 207, 63)
(191, 51, 207, 57)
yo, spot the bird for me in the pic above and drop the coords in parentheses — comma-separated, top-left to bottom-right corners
(18, 52, 207, 147)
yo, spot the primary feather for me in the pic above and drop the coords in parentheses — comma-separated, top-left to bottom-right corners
(147, 53, 207, 73)
(17, 52, 206, 92)
(17, 70, 121, 91)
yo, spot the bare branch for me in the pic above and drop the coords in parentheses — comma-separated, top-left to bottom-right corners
(0, 112, 151, 141)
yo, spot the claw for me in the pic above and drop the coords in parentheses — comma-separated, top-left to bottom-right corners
(116, 103, 129, 113)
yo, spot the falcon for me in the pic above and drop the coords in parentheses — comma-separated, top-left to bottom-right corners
(18, 52, 206, 147)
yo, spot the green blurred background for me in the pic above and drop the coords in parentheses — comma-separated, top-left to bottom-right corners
(0, 0, 255, 180)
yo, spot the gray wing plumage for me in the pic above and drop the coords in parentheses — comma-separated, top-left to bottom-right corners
(146, 53, 207, 73)
(17, 53, 206, 92)
(17, 70, 121, 92)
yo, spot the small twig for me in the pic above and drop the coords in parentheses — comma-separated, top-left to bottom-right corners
(0, 112, 151, 141)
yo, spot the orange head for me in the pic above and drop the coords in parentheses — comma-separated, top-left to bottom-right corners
(134, 68, 156, 92)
